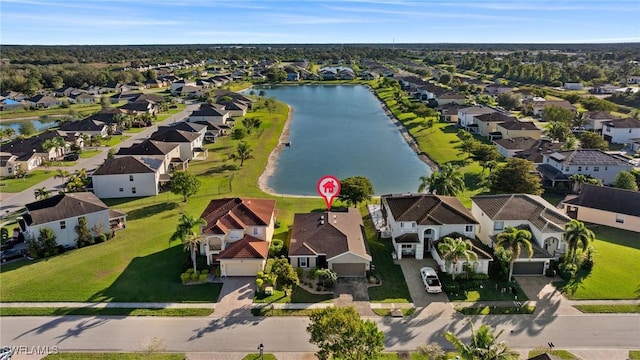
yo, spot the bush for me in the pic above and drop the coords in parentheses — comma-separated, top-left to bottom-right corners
(581, 256, 594, 270)
(296, 267, 304, 279)
(417, 343, 446, 360)
(471, 274, 489, 280)
(310, 268, 319, 280)
(186, 268, 194, 274)
(191, 272, 200, 281)
(545, 268, 557, 277)
(444, 282, 460, 294)
(256, 278, 264, 288)
(199, 274, 208, 283)
(180, 273, 191, 283)
(558, 263, 578, 280)
(202, 269, 209, 275)
(215, 267, 221, 277)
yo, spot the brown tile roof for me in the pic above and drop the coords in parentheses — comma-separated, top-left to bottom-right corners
(24, 192, 110, 226)
(217, 235, 268, 259)
(199, 198, 276, 236)
(382, 194, 478, 225)
(289, 208, 371, 260)
(433, 232, 493, 260)
(584, 111, 619, 120)
(59, 119, 107, 132)
(471, 194, 571, 233)
(563, 184, 640, 217)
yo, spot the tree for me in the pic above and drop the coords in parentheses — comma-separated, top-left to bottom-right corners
(471, 144, 502, 173)
(231, 127, 246, 140)
(418, 163, 465, 196)
(33, 187, 50, 200)
(0, 127, 15, 142)
(75, 216, 93, 247)
(455, 137, 477, 157)
(579, 131, 608, 150)
(545, 121, 571, 142)
(445, 321, 519, 360)
(489, 158, 543, 195)
(541, 105, 574, 124)
(563, 219, 595, 266)
(580, 96, 617, 112)
(170, 213, 206, 273)
(569, 173, 601, 193)
(496, 92, 521, 110)
(229, 141, 254, 166)
(437, 236, 478, 280)
(337, 176, 374, 208)
(169, 171, 201, 202)
(270, 256, 299, 295)
(307, 306, 384, 360)
(18, 122, 36, 136)
(496, 227, 533, 281)
(612, 171, 639, 191)
(54, 169, 70, 186)
(241, 117, 262, 134)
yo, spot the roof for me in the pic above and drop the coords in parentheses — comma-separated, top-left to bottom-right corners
(563, 184, 640, 217)
(116, 140, 179, 156)
(199, 198, 276, 236)
(438, 93, 466, 100)
(383, 194, 478, 225)
(546, 149, 631, 167)
(497, 120, 539, 131)
(158, 122, 207, 133)
(537, 164, 569, 181)
(494, 137, 539, 150)
(459, 106, 496, 115)
(23, 192, 110, 226)
(471, 194, 571, 233)
(475, 112, 517, 123)
(513, 140, 563, 163)
(584, 111, 620, 120)
(59, 119, 107, 132)
(92, 156, 157, 175)
(217, 235, 268, 260)
(603, 117, 640, 129)
(149, 128, 201, 143)
(433, 232, 493, 260)
(289, 208, 371, 260)
(190, 104, 229, 117)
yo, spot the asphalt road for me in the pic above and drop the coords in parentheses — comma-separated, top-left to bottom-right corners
(1, 314, 639, 353)
(0, 103, 199, 214)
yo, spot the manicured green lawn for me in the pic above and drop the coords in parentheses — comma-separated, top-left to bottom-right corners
(253, 287, 333, 304)
(528, 349, 578, 359)
(439, 275, 528, 302)
(79, 149, 101, 158)
(573, 304, 640, 313)
(557, 226, 640, 299)
(629, 350, 640, 360)
(455, 305, 536, 315)
(103, 135, 129, 147)
(44, 354, 184, 360)
(0, 307, 213, 316)
(243, 354, 277, 360)
(0, 170, 55, 193)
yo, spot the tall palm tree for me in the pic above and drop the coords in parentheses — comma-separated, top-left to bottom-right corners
(445, 322, 519, 360)
(33, 187, 51, 200)
(170, 213, 207, 273)
(437, 236, 478, 280)
(418, 164, 465, 196)
(564, 219, 595, 266)
(496, 226, 533, 282)
(230, 141, 254, 166)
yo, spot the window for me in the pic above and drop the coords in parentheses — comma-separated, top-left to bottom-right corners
(119, 188, 124, 192)
(253, 227, 259, 236)
(129, 175, 134, 182)
(400, 223, 404, 228)
(594, 167, 599, 172)
(132, 187, 137, 194)
(493, 221, 504, 231)
(7, 168, 12, 174)
(565, 166, 570, 171)
(585, 167, 588, 170)
(401, 244, 412, 249)
(60, 221, 66, 229)
(465, 225, 474, 233)
(577, 166, 582, 172)
(299, 257, 307, 267)
(616, 214, 625, 224)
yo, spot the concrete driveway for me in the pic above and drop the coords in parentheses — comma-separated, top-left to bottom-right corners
(398, 258, 448, 307)
(213, 277, 256, 318)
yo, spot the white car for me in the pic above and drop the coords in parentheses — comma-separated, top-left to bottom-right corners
(420, 267, 442, 293)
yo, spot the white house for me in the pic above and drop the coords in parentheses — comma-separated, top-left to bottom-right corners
(188, 104, 231, 125)
(583, 111, 621, 132)
(560, 184, 640, 233)
(92, 156, 168, 198)
(59, 119, 109, 138)
(18, 192, 127, 248)
(289, 208, 372, 277)
(563, 82, 584, 90)
(116, 139, 187, 173)
(471, 194, 571, 275)
(149, 128, 206, 161)
(199, 197, 276, 276)
(457, 106, 496, 129)
(602, 118, 640, 144)
(538, 149, 633, 186)
(381, 194, 478, 260)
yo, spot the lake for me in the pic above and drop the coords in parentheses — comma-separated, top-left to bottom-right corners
(0, 118, 58, 134)
(257, 85, 431, 196)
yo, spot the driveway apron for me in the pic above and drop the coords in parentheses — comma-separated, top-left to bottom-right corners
(333, 278, 375, 316)
(212, 277, 256, 318)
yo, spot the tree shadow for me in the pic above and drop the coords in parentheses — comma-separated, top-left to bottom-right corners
(463, 172, 485, 190)
(12, 316, 115, 344)
(188, 306, 265, 341)
(125, 202, 178, 221)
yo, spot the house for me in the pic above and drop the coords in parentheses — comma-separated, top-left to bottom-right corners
(436, 93, 467, 106)
(68, 92, 95, 104)
(158, 121, 207, 138)
(471, 194, 572, 274)
(563, 82, 584, 90)
(499, 138, 562, 164)
(18, 192, 127, 248)
(602, 118, 640, 144)
(431, 233, 493, 276)
(560, 184, 640, 233)
(631, 138, 640, 153)
(198, 197, 277, 276)
(0, 130, 74, 163)
(532, 100, 576, 117)
(170, 79, 195, 95)
(286, 72, 300, 81)
(188, 103, 231, 125)
(583, 111, 621, 132)
(381, 193, 478, 260)
(115, 139, 187, 172)
(53, 86, 76, 97)
(289, 209, 371, 277)
(0, 153, 19, 177)
(26, 95, 61, 109)
(119, 100, 159, 115)
(224, 101, 248, 117)
(474, 112, 518, 137)
(496, 119, 542, 140)
(438, 103, 462, 123)
(457, 106, 496, 130)
(92, 156, 169, 198)
(58, 119, 109, 138)
(538, 149, 633, 186)
(0, 98, 24, 111)
(484, 83, 514, 96)
(149, 128, 207, 160)
(590, 84, 619, 95)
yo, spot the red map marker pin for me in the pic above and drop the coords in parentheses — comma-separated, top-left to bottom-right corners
(317, 175, 341, 211)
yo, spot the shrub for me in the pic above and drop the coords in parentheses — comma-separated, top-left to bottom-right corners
(296, 267, 304, 279)
(471, 273, 489, 280)
(215, 267, 221, 277)
(180, 273, 191, 283)
(310, 268, 319, 280)
(559, 263, 578, 280)
(256, 278, 264, 288)
(417, 343, 446, 360)
(269, 239, 285, 257)
(191, 272, 200, 281)
(202, 269, 209, 275)
(545, 268, 557, 277)
(444, 282, 460, 294)
(199, 274, 208, 283)
(186, 268, 195, 274)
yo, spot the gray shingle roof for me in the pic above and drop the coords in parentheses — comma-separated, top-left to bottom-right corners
(383, 194, 478, 225)
(563, 184, 640, 217)
(24, 192, 110, 226)
(547, 149, 631, 166)
(604, 117, 640, 129)
(92, 156, 156, 175)
(116, 140, 179, 156)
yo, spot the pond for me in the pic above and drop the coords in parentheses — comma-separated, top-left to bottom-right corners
(256, 85, 431, 196)
(0, 118, 58, 134)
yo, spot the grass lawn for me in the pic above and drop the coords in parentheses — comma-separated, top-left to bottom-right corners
(0, 307, 213, 316)
(371, 308, 416, 317)
(439, 275, 528, 302)
(455, 305, 536, 315)
(79, 149, 101, 158)
(102, 135, 129, 147)
(251, 308, 316, 316)
(43, 354, 184, 360)
(0, 170, 55, 193)
(243, 354, 277, 360)
(556, 225, 640, 299)
(253, 287, 333, 304)
(125, 127, 147, 133)
(0, 103, 102, 120)
(630, 350, 640, 360)
(528, 349, 578, 360)
(573, 304, 640, 313)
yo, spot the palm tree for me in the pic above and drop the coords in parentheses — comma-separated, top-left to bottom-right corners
(54, 169, 70, 186)
(445, 321, 519, 360)
(170, 213, 207, 273)
(437, 236, 478, 280)
(33, 187, 51, 200)
(418, 164, 465, 196)
(496, 226, 533, 282)
(545, 121, 570, 142)
(564, 219, 595, 266)
(230, 141, 254, 166)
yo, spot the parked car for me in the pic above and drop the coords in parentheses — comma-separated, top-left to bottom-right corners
(63, 153, 80, 161)
(420, 267, 442, 293)
(0, 247, 27, 263)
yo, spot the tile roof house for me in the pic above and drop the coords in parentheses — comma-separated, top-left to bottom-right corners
(538, 149, 633, 186)
(115, 139, 187, 172)
(471, 194, 572, 274)
(560, 184, 640, 233)
(457, 106, 496, 130)
(149, 128, 207, 160)
(431, 232, 493, 275)
(26, 94, 62, 109)
(484, 83, 514, 95)
(18, 192, 127, 248)
(381, 194, 478, 260)
(583, 111, 621, 131)
(59, 119, 109, 138)
(532, 100, 576, 117)
(92, 156, 169, 198)
(188, 103, 231, 126)
(289, 208, 372, 277)
(496, 119, 542, 140)
(602, 118, 640, 144)
(474, 112, 518, 137)
(119, 99, 159, 115)
(0, 153, 19, 177)
(436, 93, 467, 106)
(198, 198, 277, 276)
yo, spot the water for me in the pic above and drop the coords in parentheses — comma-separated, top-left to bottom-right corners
(0, 118, 58, 134)
(258, 85, 431, 196)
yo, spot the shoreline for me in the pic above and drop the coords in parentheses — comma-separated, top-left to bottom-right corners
(257, 85, 440, 197)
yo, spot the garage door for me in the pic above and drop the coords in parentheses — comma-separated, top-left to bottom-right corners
(332, 263, 366, 277)
(513, 261, 545, 275)
(223, 261, 262, 276)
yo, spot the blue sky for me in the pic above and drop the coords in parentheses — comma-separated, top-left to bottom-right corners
(1, 0, 639, 45)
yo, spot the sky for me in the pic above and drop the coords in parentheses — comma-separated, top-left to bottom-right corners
(1, 0, 639, 45)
